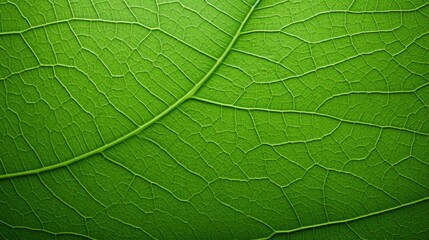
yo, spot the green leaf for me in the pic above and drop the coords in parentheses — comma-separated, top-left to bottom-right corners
(1, 0, 428, 239)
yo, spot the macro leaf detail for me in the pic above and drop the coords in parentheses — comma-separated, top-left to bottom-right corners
(1, 0, 429, 239)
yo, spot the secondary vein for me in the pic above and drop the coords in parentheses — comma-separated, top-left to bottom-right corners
(259, 196, 429, 240)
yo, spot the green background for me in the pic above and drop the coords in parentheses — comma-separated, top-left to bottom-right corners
(1, 0, 428, 239)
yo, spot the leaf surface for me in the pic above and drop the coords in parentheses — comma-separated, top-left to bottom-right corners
(1, 0, 429, 239)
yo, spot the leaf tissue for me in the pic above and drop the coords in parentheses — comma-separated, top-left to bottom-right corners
(1, 0, 428, 239)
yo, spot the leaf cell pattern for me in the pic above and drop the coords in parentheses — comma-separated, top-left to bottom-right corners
(1, 0, 429, 239)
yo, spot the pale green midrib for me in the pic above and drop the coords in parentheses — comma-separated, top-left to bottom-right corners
(259, 196, 429, 240)
(0, 1, 259, 180)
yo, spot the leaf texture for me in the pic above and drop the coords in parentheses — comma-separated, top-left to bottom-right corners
(1, 0, 429, 239)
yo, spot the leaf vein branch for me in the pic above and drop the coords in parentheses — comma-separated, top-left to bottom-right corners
(260, 196, 429, 239)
